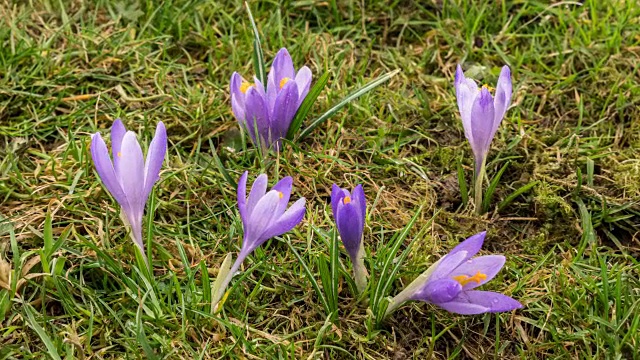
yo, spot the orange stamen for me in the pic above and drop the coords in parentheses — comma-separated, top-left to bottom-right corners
(240, 82, 253, 94)
(279, 77, 291, 89)
(453, 271, 487, 286)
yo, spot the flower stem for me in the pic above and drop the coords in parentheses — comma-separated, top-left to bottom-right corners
(474, 158, 487, 215)
(353, 247, 369, 295)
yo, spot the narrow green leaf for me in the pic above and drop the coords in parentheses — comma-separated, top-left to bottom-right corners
(200, 261, 211, 305)
(574, 167, 583, 196)
(375, 209, 440, 323)
(329, 229, 339, 312)
(286, 239, 330, 315)
(24, 305, 62, 360)
(286, 71, 330, 140)
(456, 160, 469, 206)
(497, 181, 538, 212)
(482, 161, 510, 213)
(245, 2, 266, 85)
(298, 69, 400, 140)
(575, 198, 596, 259)
(43, 211, 53, 256)
(316, 254, 332, 310)
(586, 157, 595, 187)
(371, 205, 423, 315)
(136, 292, 159, 360)
(208, 139, 235, 188)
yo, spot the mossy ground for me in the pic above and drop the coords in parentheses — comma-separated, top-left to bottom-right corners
(1, 1, 639, 359)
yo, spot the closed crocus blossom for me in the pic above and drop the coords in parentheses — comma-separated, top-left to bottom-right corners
(230, 48, 312, 150)
(211, 171, 306, 309)
(385, 232, 522, 317)
(90, 119, 167, 257)
(455, 65, 512, 214)
(331, 184, 368, 293)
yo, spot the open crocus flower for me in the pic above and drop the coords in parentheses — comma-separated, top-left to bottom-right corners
(230, 48, 312, 150)
(90, 119, 167, 257)
(331, 184, 368, 293)
(211, 171, 306, 310)
(455, 65, 512, 213)
(385, 231, 522, 317)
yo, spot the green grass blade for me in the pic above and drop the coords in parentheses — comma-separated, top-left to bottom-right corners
(371, 205, 423, 315)
(286, 71, 330, 140)
(208, 139, 236, 188)
(375, 209, 439, 323)
(316, 253, 333, 312)
(497, 181, 538, 212)
(298, 69, 400, 140)
(286, 238, 330, 315)
(245, 2, 266, 85)
(481, 161, 510, 213)
(24, 305, 62, 360)
(329, 229, 339, 311)
(43, 211, 53, 256)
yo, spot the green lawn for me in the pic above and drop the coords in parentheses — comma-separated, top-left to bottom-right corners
(1, 0, 640, 358)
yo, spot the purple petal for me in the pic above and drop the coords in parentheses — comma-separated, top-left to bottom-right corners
(411, 278, 462, 304)
(351, 184, 366, 225)
(335, 200, 364, 260)
(111, 119, 126, 170)
(331, 184, 345, 217)
(266, 76, 278, 113)
(448, 231, 486, 261)
(237, 171, 249, 224)
(116, 131, 146, 248)
(294, 66, 312, 106)
(259, 197, 306, 244)
(271, 80, 299, 142)
(90, 132, 129, 209)
(448, 255, 506, 290)
(271, 176, 293, 215)
(437, 290, 523, 315)
(246, 174, 268, 218)
(243, 87, 270, 145)
(270, 48, 296, 88)
(469, 87, 495, 170)
(429, 249, 469, 281)
(253, 76, 267, 98)
(492, 65, 512, 135)
(243, 190, 282, 251)
(454, 65, 479, 146)
(143, 122, 167, 198)
(231, 94, 246, 123)
(230, 72, 246, 108)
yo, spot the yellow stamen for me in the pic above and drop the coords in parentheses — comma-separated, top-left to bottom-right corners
(482, 84, 495, 92)
(343, 196, 351, 204)
(453, 271, 487, 286)
(279, 77, 291, 89)
(278, 191, 284, 199)
(240, 82, 254, 94)
(117, 151, 122, 158)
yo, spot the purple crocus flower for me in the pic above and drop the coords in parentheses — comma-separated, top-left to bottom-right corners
(230, 48, 312, 150)
(212, 171, 306, 309)
(455, 65, 512, 174)
(331, 184, 368, 293)
(385, 231, 522, 316)
(90, 119, 167, 256)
